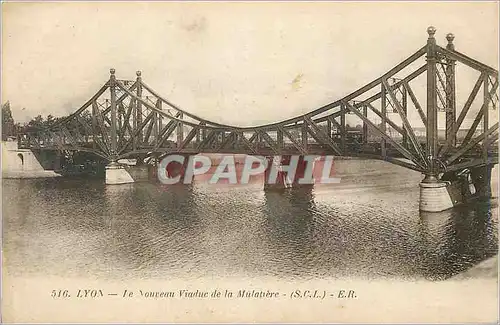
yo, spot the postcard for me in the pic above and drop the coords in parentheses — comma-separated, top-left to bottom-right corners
(1, 1, 498, 323)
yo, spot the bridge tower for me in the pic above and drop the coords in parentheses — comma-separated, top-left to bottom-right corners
(419, 27, 494, 212)
(105, 68, 135, 185)
(419, 27, 454, 212)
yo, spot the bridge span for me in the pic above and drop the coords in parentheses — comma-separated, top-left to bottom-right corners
(17, 27, 498, 212)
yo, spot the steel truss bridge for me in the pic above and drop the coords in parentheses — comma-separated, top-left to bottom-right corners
(18, 27, 498, 180)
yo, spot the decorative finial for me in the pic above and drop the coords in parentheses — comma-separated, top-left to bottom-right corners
(427, 26, 436, 38)
(446, 33, 455, 43)
(110, 68, 115, 75)
(136, 70, 142, 77)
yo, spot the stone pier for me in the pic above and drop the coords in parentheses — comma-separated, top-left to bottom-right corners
(419, 181, 455, 212)
(419, 165, 494, 212)
(105, 161, 134, 185)
(263, 155, 311, 190)
(104, 159, 158, 185)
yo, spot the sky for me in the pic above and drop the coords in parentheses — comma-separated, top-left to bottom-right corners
(2, 2, 499, 128)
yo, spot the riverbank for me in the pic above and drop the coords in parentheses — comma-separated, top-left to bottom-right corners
(452, 255, 498, 280)
(2, 170, 62, 179)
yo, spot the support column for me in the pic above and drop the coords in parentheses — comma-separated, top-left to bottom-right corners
(423, 26, 439, 183)
(482, 74, 489, 161)
(202, 128, 207, 141)
(445, 33, 457, 147)
(402, 86, 408, 148)
(362, 104, 368, 144)
(380, 85, 387, 158)
(155, 99, 162, 146)
(340, 103, 346, 154)
(109, 69, 117, 160)
(480, 73, 491, 199)
(326, 118, 332, 140)
(302, 120, 308, 151)
(136, 71, 143, 147)
(177, 112, 184, 148)
(91, 101, 97, 150)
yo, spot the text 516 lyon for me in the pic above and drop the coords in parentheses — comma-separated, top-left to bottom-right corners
(51, 289, 104, 298)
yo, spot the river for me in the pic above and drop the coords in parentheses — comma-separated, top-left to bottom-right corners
(2, 159, 498, 281)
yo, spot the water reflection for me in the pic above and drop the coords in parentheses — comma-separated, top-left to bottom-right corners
(102, 183, 204, 278)
(419, 199, 498, 280)
(261, 186, 319, 279)
(2, 161, 498, 281)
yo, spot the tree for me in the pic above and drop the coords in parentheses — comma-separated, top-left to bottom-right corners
(46, 114, 56, 125)
(24, 114, 45, 132)
(2, 101, 15, 140)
